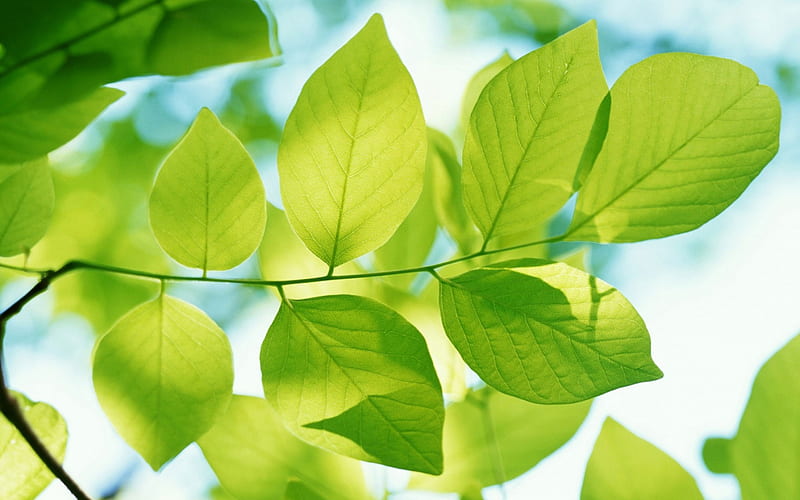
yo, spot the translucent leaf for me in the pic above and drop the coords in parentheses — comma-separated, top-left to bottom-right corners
(702, 333, 800, 499)
(149, 108, 266, 272)
(0, 158, 54, 257)
(581, 418, 703, 500)
(261, 294, 444, 474)
(198, 395, 369, 500)
(460, 51, 514, 132)
(462, 21, 607, 247)
(438, 258, 662, 403)
(0, 87, 122, 164)
(278, 14, 427, 269)
(568, 53, 780, 243)
(93, 294, 233, 469)
(410, 387, 590, 493)
(0, 392, 67, 500)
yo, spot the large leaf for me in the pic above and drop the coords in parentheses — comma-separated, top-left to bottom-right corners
(278, 14, 427, 269)
(438, 259, 662, 403)
(260, 294, 444, 474)
(93, 294, 233, 469)
(582, 418, 704, 500)
(0, 87, 123, 164)
(0, 392, 68, 500)
(149, 108, 266, 272)
(198, 395, 370, 500)
(410, 387, 590, 493)
(567, 53, 780, 242)
(0, 158, 54, 257)
(462, 21, 607, 248)
(702, 333, 800, 499)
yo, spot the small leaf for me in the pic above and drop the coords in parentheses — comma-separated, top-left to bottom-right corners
(438, 258, 662, 403)
(0, 158, 54, 257)
(410, 387, 590, 493)
(581, 418, 704, 500)
(198, 395, 369, 500)
(568, 53, 780, 242)
(462, 21, 607, 247)
(93, 294, 233, 469)
(704, 333, 800, 499)
(261, 294, 444, 473)
(278, 14, 427, 269)
(460, 51, 514, 132)
(148, 0, 280, 76)
(0, 392, 68, 500)
(0, 87, 123, 164)
(149, 107, 266, 271)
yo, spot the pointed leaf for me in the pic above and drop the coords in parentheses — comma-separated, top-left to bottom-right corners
(149, 108, 266, 271)
(460, 51, 514, 132)
(198, 395, 369, 500)
(0, 158, 54, 257)
(0, 392, 67, 500)
(462, 21, 607, 246)
(568, 53, 780, 242)
(278, 14, 427, 268)
(93, 294, 233, 469)
(261, 294, 444, 473)
(581, 418, 704, 500)
(410, 387, 590, 493)
(438, 259, 662, 403)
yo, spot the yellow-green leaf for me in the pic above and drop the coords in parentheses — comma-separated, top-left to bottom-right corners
(278, 14, 426, 269)
(0, 158, 54, 257)
(460, 51, 514, 132)
(149, 107, 266, 271)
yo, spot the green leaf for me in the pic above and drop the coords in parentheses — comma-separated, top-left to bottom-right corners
(567, 53, 781, 243)
(278, 14, 427, 269)
(462, 21, 607, 247)
(0, 392, 68, 500)
(438, 258, 662, 403)
(147, 0, 280, 76)
(0, 158, 54, 257)
(0, 87, 123, 164)
(93, 294, 233, 469)
(261, 294, 444, 474)
(149, 107, 266, 271)
(581, 418, 704, 500)
(460, 51, 514, 132)
(198, 395, 370, 500)
(702, 333, 800, 499)
(410, 387, 590, 493)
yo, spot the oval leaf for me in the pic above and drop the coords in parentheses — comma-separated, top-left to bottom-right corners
(0, 392, 67, 500)
(568, 53, 780, 242)
(410, 387, 590, 493)
(278, 14, 426, 269)
(149, 107, 266, 271)
(93, 294, 234, 469)
(460, 51, 514, 132)
(438, 259, 662, 403)
(581, 418, 703, 500)
(260, 294, 444, 474)
(462, 21, 607, 247)
(198, 395, 370, 500)
(0, 158, 54, 257)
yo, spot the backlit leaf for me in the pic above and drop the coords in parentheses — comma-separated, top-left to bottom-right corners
(462, 21, 607, 247)
(93, 294, 233, 469)
(149, 108, 266, 271)
(568, 53, 780, 242)
(261, 294, 444, 473)
(0, 392, 67, 500)
(0, 158, 54, 257)
(198, 395, 369, 500)
(438, 258, 662, 403)
(278, 14, 426, 269)
(581, 418, 703, 500)
(460, 51, 514, 132)
(410, 387, 590, 493)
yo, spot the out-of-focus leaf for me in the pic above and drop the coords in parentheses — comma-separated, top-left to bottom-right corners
(460, 51, 513, 132)
(0, 392, 68, 500)
(0, 158, 54, 257)
(410, 388, 590, 493)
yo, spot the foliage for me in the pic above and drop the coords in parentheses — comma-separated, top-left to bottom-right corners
(0, 2, 788, 499)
